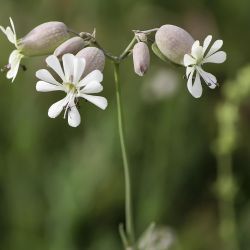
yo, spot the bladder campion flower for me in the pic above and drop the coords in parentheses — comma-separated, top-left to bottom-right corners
(0, 18, 70, 82)
(36, 53, 108, 127)
(184, 35, 227, 98)
(0, 17, 23, 81)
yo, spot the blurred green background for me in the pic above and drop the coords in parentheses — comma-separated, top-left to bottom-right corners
(0, 0, 250, 250)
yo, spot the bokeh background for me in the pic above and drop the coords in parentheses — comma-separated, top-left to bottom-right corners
(0, 0, 250, 250)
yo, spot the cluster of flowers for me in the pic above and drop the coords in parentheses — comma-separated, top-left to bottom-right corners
(0, 18, 107, 127)
(0, 18, 226, 127)
(134, 25, 227, 98)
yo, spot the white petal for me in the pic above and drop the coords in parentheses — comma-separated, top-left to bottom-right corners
(36, 81, 64, 92)
(187, 71, 202, 98)
(62, 54, 75, 82)
(205, 39, 223, 58)
(8, 50, 19, 64)
(202, 35, 212, 54)
(191, 40, 200, 55)
(0, 18, 16, 45)
(78, 70, 103, 87)
(81, 81, 103, 94)
(197, 67, 217, 88)
(6, 50, 23, 82)
(203, 51, 227, 64)
(73, 57, 86, 84)
(46, 55, 65, 81)
(68, 104, 81, 127)
(48, 98, 66, 118)
(9, 17, 16, 44)
(36, 69, 60, 85)
(192, 45, 203, 60)
(184, 54, 196, 67)
(79, 94, 108, 110)
(4, 27, 16, 44)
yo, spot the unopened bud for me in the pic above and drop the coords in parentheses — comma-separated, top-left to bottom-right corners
(76, 47, 105, 76)
(54, 37, 86, 59)
(155, 25, 194, 65)
(133, 42, 150, 76)
(18, 22, 70, 57)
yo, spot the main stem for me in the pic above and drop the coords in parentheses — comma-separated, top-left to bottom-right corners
(114, 62, 135, 247)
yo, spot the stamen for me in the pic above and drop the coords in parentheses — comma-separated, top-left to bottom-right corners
(63, 92, 75, 119)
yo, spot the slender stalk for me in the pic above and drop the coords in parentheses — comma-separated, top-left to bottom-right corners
(119, 37, 137, 61)
(113, 62, 135, 248)
(132, 28, 159, 34)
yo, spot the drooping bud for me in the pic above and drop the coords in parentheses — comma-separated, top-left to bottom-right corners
(155, 25, 194, 65)
(132, 42, 150, 76)
(18, 22, 70, 57)
(54, 37, 86, 59)
(76, 47, 105, 76)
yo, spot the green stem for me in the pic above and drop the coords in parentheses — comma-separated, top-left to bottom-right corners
(113, 62, 135, 248)
(119, 37, 137, 61)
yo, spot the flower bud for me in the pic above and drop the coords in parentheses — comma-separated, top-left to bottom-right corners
(155, 25, 194, 65)
(133, 42, 150, 76)
(18, 22, 70, 57)
(54, 37, 86, 59)
(76, 47, 105, 76)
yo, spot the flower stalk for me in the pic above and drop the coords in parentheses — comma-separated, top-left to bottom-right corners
(114, 62, 135, 248)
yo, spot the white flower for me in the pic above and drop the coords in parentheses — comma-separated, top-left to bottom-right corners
(0, 17, 24, 82)
(184, 35, 227, 98)
(36, 53, 108, 127)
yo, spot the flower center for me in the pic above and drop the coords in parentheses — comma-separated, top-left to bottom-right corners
(64, 82, 77, 93)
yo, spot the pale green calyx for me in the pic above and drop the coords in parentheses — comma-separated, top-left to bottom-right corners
(54, 37, 86, 59)
(18, 21, 70, 57)
(155, 24, 194, 65)
(76, 47, 105, 76)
